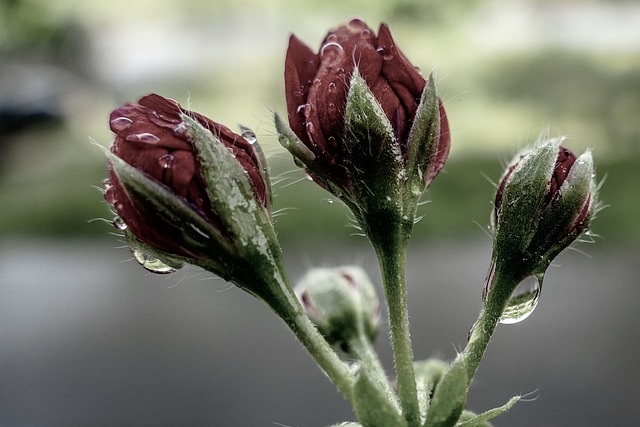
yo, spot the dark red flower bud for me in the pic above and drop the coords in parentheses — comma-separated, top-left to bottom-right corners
(277, 19, 450, 236)
(106, 94, 270, 263)
(283, 19, 449, 189)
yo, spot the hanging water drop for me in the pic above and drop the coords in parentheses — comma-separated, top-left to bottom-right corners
(104, 186, 116, 204)
(499, 274, 543, 324)
(158, 154, 174, 169)
(241, 129, 257, 144)
(132, 249, 177, 274)
(113, 216, 128, 230)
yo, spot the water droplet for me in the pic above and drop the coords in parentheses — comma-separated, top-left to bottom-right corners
(327, 199, 334, 204)
(313, 78, 321, 87)
(306, 122, 315, 135)
(110, 117, 133, 131)
(241, 129, 257, 144)
(296, 104, 307, 116)
(320, 42, 345, 67)
(336, 67, 345, 76)
(305, 174, 314, 181)
(328, 82, 336, 92)
(113, 216, 127, 230)
(327, 136, 337, 147)
(174, 122, 188, 137)
(126, 133, 160, 144)
(102, 178, 112, 189)
(158, 154, 174, 169)
(104, 186, 116, 204)
(499, 274, 543, 324)
(376, 46, 394, 61)
(132, 249, 177, 274)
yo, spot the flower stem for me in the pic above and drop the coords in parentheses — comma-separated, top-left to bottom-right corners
(271, 274, 356, 404)
(349, 331, 399, 410)
(374, 233, 420, 427)
(462, 265, 518, 381)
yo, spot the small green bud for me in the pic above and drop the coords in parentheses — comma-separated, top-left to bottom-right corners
(483, 136, 598, 322)
(295, 266, 380, 352)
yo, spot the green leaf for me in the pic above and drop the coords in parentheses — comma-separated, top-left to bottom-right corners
(353, 367, 407, 427)
(455, 396, 520, 427)
(423, 356, 468, 427)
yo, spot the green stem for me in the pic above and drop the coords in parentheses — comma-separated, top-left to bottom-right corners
(271, 272, 356, 404)
(374, 233, 420, 427)
(349, 331, 399, 411)
(462, 265, 519, 381)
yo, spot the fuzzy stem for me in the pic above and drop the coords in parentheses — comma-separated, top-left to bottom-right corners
(373, 231, 420, 427)
(349, 331, 400, 411)
(462, 265, 519, 381)
(270, 271, 356, 404)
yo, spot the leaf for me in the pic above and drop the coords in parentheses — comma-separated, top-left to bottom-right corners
(455, 396, 520, 427)
(353, 367, 407, 427)
(423, 356, 469, 427)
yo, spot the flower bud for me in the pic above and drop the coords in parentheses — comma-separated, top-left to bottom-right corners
(295, 266, 380, 352)
(484, 136, 597, 316)
(105, 94, 281, 298)
(276, 19, 450, 235)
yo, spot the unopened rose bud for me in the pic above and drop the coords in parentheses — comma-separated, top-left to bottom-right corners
(295, 266, 380, 352)
(105, 94, 281, 299)
(276, 19, 450, 238)
(483, 136, 598, 321)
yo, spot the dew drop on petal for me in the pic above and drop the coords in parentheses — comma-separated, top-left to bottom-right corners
(499, 274, 543, 324)
(126, 133, 160, 144)
(113, 216, 127, 230)
(174, 122, 188, 137)
(132, 249, 177, 274)
(320, 42, 345, 67)
(110, 117, 133, 131)
(327, 199, 334, 204)
(328, 82, 336, 92)
(158, 154, 174, 169)
(306, 122, 315, 135)
(102, 178, 112, 189)
(241, 129, 257, 144)
(296, 104, 307, 116)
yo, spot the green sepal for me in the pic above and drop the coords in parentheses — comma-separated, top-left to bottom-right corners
(274, 112, 317, 166)
(405, 73, 440, 201)
(107, 152, 234, 270)
(343, 68, 406, 221)
(455, 396, 520, 427)
(528, 151, 595, 269)
(185, 115, 276, 257)
(423, 356, 468, 427)
(414, 359, 449, 423)
(494, 138, 559, 267)
(239, 124, 273, 211)
(353, 367, 407, 427)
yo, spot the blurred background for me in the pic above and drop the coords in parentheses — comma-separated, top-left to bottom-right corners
(1, 0, 638, 425)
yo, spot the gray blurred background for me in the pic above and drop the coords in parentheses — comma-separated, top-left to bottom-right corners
(1, 0, 639, 426)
